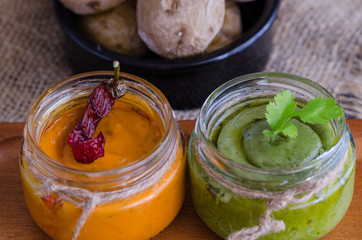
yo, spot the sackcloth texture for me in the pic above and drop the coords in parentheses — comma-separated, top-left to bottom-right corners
(0, 0, 361, 122)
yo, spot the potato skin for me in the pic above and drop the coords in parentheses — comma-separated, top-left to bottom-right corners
(59, 0, 126, 15)
(207, 1, 242, 52)
(79, 1, 148, 56)
(137, 0, 225, 59)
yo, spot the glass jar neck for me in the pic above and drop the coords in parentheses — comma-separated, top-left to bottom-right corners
(195, 72, 349, 191)
(24, 71, 177, 192)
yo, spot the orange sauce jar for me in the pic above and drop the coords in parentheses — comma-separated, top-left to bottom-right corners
(20, 72, 186, 240)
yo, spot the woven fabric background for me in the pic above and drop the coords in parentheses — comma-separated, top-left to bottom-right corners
(0, 0, 361, 122)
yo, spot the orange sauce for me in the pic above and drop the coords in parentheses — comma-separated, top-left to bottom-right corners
(21, 97, 186, 240)
(40, 101, 163, 170)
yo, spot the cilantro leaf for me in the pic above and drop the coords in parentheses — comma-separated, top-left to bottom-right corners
(262, 129, 274, 137)
(263, 90, 344, 140)
(293, 97, 344, 124)
(281, 121, 298, 138)
(265, 90, 297, 137)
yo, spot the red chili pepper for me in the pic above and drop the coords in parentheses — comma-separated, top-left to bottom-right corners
(67, 82, 116, 164)
(41, 194, 61, 208)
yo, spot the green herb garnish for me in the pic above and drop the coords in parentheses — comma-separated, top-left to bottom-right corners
(263, 90, 344, 139)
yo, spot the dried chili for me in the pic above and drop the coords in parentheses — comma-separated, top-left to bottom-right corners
(67, 82, 117, 163)
(67, 61, 125, 164)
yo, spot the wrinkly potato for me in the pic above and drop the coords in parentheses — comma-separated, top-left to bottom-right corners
(59, 0, 126, 15)
(207, 1, 242, 52)
(79, 1, 148, 56)
(137, 0, 225, 59)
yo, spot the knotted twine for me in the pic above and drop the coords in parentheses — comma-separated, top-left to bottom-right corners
(196, 144, 349, 240)
(25, 136, 179, 240)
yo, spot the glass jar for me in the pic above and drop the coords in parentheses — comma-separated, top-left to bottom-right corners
(20, 71, 186, 240)
(188, 72, 355, 240)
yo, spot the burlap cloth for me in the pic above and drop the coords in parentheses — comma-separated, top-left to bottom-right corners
(0, 0, 361, 122)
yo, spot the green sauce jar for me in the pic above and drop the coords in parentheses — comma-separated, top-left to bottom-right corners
(188, 72, 355, 240)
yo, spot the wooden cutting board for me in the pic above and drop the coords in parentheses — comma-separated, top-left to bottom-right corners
(0, 120, 361, 239)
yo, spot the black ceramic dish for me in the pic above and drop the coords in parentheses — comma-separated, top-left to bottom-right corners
(54, 0, 281, 109)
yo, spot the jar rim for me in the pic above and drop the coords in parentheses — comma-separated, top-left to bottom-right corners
(25, 71, 176, 180)
(195, 72, 348, 186)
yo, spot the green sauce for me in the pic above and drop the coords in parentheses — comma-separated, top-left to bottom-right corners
(242, 119, 322, 168)
(189, 104, 355, 239)
(216, 104, 327, 169)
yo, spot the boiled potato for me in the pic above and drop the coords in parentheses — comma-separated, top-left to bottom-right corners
(59, 0, 126, 15)
(137, 0, 225, 59)
(207, 1, 242, 52)
(79, 1, 148, 56)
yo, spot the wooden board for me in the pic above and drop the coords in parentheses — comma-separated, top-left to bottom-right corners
(0, 120, 361, 239)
